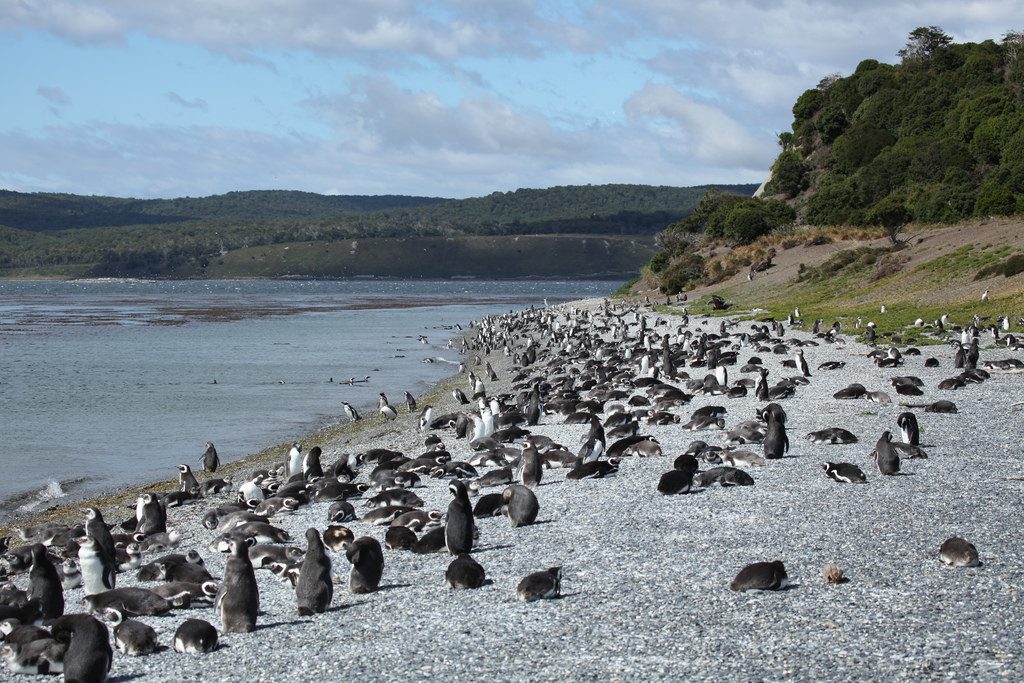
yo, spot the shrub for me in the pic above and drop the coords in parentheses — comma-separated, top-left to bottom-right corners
(974, 178, 1016, 216)
(975, 253, 1024, 279)
(658, 252, 705, 294)
(765, 149, 810, 197)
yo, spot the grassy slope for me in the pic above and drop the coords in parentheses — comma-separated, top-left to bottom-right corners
(175, 234, 656, 279)
(639, 219, 1024, 346)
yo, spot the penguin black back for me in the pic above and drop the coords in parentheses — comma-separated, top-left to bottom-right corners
(346, 536, 384, 594)
(295, 528, 332, 615)
(29, 544, 64, 620)
(444, 480, 474, 555)
(50, 613, 112, 683)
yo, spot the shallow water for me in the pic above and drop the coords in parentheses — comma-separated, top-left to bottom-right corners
(0, 279, 614, 518)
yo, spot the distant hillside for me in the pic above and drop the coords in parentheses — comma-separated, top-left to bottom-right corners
(763, 27, 1024, 226)
(0, 183, 755, 278)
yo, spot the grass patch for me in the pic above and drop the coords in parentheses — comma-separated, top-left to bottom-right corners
(975, 253, 1024, 280)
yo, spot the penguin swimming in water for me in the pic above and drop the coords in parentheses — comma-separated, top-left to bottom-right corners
(342, 401, 361, 423)
(201, 442, 220, 473)
(873, 431, 901, 475)
(517, 567, 562, 602)
(729, 560, 789, 592)
(216, 538, 259, 633)
(445, 480, 475, 555)
(346, 536, 384, 594)
(446, 554, 486, 589)
(173, 619, 218, 654)
(295, 528, 332, 615)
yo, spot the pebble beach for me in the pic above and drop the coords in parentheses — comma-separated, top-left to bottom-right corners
(3, 298, 1023, 681)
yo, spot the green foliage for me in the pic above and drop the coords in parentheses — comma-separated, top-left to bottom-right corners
(765, 149, 810, 197)
(657, 252, 705, 295)
(975, 253, 1024, 279)
(770, 27, 1024, 226)
(867, 195, 912, 229)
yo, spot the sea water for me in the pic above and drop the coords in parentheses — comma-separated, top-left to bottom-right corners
(0, 279, 615, 518)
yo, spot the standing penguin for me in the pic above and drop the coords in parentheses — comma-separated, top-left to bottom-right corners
(296, 528, 332, 615)
(346, 536, 384, 594)
(286, 442, 303, 479)
(896, 412, 920, 446)
(755, 368, 769, 402)
(525, 384, 541, 427)
(444, 480, 475, 555)
(341, 401, 361, 423)
(83, 506, 116, 570)
(29, 544, 64, 620)
(50, 614, 112, 683)
(404, 391, 417, 412)
(137, 493, 167, 536)
(78, 537, 116, 596)
(418, 405, 433, 433)
(874, 431, 901, 476)
(201, 441, 220, 473)
(302, 446, 324, 481)
(763, 412, 789, 460)
(178, 464, 200, 493)
(378, 393, 398, 421)
(501, 485, 540, 527)
(795, 350, 811, 377)
(578, 416, 606, 463)
(216, 538, 259, 633)
(518, 445, 543, 489)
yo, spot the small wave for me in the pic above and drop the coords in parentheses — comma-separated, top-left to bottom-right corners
(11, 480, 67, 515)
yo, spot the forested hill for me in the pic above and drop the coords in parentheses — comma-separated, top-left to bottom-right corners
(0, 183, 756, 277)
(763, 27, 1024, 226)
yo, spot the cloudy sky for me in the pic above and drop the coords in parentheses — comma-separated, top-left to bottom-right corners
(2, 1, 1021, 199)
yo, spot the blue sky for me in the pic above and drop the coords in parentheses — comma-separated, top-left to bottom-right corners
(1, 1, 1022, 198)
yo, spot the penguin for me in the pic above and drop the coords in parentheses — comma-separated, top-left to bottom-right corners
(445, 554, 486, 590)
(0, 639, 66, 676)
(83, 507, 116, 568)
(384, 525, 417, 550)
(322, 525, 354, 552)
(729, 560, 789, 592)
(78, 536, 116, 596)
(578, 418, 606, 464)
(104, 608, 158, 656)
(982, 288, 990, 302)
(822, 462, 867, 483)
(201, 441, 220, 473)
(516, 566, 562, 602)
(501, 485, 539, 528)
(896, 412, 919, 446)
(418, 405, 433, 433)
(29, 544, 64, 620)
(137, 493, 167, 536)
(177, 464, 201, 494)
(173, 619, 218, 654)
(215, 538, 259, 633)
(49, 614, 112, 683)
(762, 411, 788, 460)
(346, 536, 384, 594)
(404, 391, 417, 412)
(0, 620, 50, 647)
(286, 442, 303, 479)
(302, 446, 324, 481)
(795, 350, 810, 377)
(378, 393, 398, 421)
(873, 431, 901, 476)
(296, 528, 332, 615)
(342, 401, 361, 423)
(444, 480, 475, 555)
(518, 445, 543, 489)
(939, 537, 981, 567)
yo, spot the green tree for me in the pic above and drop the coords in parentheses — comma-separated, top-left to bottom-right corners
(898, 26, 953, 63)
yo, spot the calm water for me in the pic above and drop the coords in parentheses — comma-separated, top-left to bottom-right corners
(0, 279, 615, 519)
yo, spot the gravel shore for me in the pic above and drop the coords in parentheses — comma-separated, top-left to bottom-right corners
(4, 300, 1023, 681)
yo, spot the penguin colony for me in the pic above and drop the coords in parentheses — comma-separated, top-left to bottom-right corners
(1, 297, 1022, 680)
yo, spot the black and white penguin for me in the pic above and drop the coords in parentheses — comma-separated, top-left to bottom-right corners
(104, 608, 158, 656)
(178, 464, 201, 493)
(137, 493, 167, 536)
(729, 560, 789, 591)
(286, 442, 303, 479)
(578, 417, 606, 463)
(873, 431, 901, 476)
(83, 507, 117, 568)
(446, 554, 486, 590)
(378, 393, 398, 421)
(342, 401, 361, 423)
(215, 538, 259, 633)
(0, 639, 66, 676)
(49, 614, 112, 683)
(384, 525, 417, 550)
(201, 441, 220, 473)
(173, 619, 218, 654)
(346, 536, 384, 594)
(794, 350, 811, 377)
(896, 412, 920, 446)
(322, 525, 354, 552)
(295, 528, 332, 615)
(657, 468, 695, 495)
(404, 391, 417, 412)
(822, 462, 867, 483)
(444, 480, 475, 555)
(302, 446, 324, 481)
(501, 485, 539, 527)
(762, 411, 789, 460)
(418, 405, 433, 433)
(518, 445, 543, 489)
(516, 566, 562, 602)
(78, 536, 116, 596)
(29, 544, 64, 620)
(939, 537, 981, 567)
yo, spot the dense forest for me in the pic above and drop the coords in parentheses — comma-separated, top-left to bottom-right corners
(765, 27, 1024, 225)
(0, 184, 756, 276)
